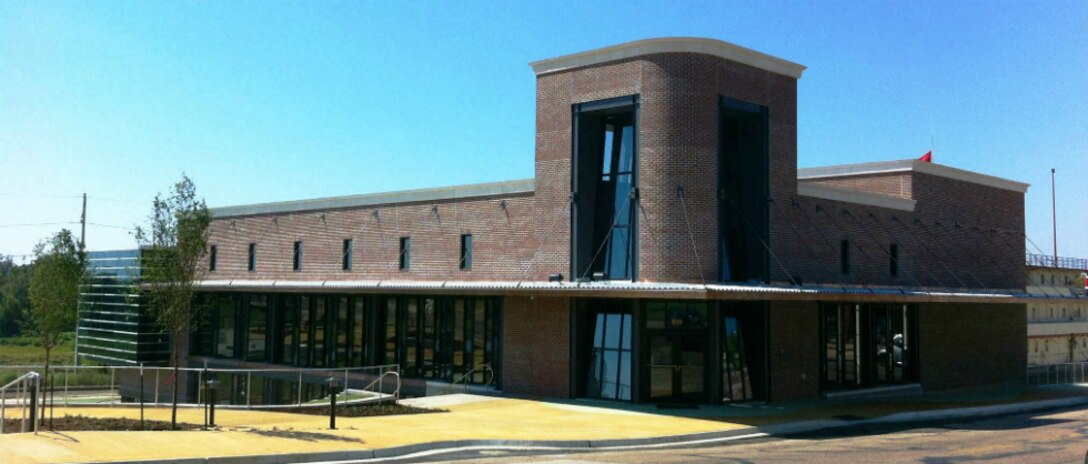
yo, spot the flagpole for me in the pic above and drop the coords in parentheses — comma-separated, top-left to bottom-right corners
(1052, 168, 1058, 267)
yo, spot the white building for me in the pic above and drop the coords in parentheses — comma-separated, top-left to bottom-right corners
(1026, 254, 1088, 366)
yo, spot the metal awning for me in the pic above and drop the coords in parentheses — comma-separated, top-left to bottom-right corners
(190, 279, 1084, 304)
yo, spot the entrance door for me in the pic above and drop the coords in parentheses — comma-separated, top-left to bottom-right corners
(648, 333, 707, 402)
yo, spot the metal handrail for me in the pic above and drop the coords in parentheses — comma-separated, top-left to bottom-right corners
(0, 371, 40, 435)
(360, 369, 401, 402)
(443, 363, 495, 394)
(0, 364, 400, 410)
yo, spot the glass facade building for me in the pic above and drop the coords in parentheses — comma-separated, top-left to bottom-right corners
(76, 249, 170, 365)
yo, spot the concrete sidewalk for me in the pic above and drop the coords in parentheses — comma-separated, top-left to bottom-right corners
(2, 386, 1087, 464)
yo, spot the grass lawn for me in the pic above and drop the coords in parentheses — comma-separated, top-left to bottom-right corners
(0, 333, 75, 366)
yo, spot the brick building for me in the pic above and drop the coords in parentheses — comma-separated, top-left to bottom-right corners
(187, 37, 1037, 404)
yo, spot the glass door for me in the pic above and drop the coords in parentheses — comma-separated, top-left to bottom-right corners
(647, 333, 707, 402)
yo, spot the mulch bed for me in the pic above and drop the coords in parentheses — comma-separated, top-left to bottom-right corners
(266, 402, 444, 417)
(2, 414, 201, 431)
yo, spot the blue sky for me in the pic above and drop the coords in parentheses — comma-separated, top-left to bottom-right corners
(1, 1, 1085, 261)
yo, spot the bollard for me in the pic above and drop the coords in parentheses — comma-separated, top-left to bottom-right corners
(327, 376, 340, 430)
(27, 378, 38, 433)
(206, 379, 221, 427)
(139, 364, 145, 430)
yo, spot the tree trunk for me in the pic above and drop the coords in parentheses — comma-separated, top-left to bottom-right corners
(41, 347, 50, 423)
(171, 344, 179, 430)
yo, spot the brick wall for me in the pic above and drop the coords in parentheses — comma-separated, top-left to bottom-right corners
(768, 300, 820, 400)
(799, 172, 912, 199)
(206, 192, 540, 281)
(918, 302, 1026, 391)
(534, 52, 797, 284)
(502, 296, 570, 397)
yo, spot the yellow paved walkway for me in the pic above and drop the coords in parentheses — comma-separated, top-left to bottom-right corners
(0, 395, 743, 463)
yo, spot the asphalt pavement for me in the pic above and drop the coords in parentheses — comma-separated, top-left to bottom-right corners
(427, 405, 1088, 464)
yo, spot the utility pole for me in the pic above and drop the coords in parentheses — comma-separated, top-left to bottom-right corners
(1051, 169, 1058, 267)
(75, 193, 86, 366)
(80, 193, 87, 253)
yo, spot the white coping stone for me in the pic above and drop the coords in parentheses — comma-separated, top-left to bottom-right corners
(798, 159, 1030, 193)
(210, 178, 535, 218)
(797, 183, 917, 212)
(529, 37, 806, 79)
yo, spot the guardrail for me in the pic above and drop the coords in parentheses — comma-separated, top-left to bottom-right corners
(1027, 362, 1088, 386)
(443, 363, 495, 394)
(1, 371, 40, 434)
(1026, 253, 1088, 271)
(0, 364, 400, 410)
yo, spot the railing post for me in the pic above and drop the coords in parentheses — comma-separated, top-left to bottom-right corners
(297, 371, 303, 406)
(197, 370, 204, 405)
(1, 382, 6, 434)
(344, 369, 349, 394)
(247, 371, 252, 408)
(155, 370, 160, 406)
(109, 367, 116, 406)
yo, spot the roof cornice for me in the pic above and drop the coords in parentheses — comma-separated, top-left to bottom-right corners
(798, 159, 1030, 193)
(529, 37, 806, 79)
(210, 179, 535, 218)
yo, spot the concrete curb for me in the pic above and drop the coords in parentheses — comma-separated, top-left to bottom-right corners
(91, 395, 1088, 464)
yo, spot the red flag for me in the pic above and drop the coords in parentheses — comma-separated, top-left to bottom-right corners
(919, 151, 932, 163)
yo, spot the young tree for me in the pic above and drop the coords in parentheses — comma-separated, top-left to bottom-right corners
(27, 229, 85, 422)
(134, 175, 211, 429)
(0, 254, 33, 337)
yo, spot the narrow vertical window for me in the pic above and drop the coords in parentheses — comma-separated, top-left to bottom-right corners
(209, 245, 218, 272)
(889, 244, 899, 277)
(293, 241, 303, 271)
(248, 243, 256, 271)
(399, 237, 411, 270)
(460, 234, 473, 270)
(840, 240, 850, 276)
(343, 239, 353, 271)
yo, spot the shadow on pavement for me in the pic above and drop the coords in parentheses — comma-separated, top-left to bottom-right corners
(244, 428, 364, 443)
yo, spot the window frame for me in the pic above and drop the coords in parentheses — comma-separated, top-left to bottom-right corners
(248, 243, 257, 272)
(209, 245, 218, 272)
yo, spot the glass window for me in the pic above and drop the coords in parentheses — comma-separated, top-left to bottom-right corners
(312, 297, 326, 367)
(293, 241, 302, 271)
(573, 98, 638, 282)
(351, 297, 366, 366)
(298, 296, 311, 366)
(399, 237, 411, 270)
(280, 296, 297, 365)
(460, 234, 473, 270)
(343, 239, 353, 271)
(889, 244, 899, 277)
(384, 298, 398, 365)
(216, 296, 236, 358)
(840, 240, 850, 275)
(335, 297, 349, 367)
(246, 295, 268, 361)
(422, 298, 436, 378)
(209, 245, 217, 272)
(585, 309, 631, 401)
(719, 97, 769, 283)
(404, 298, 418, 376)
(248, 243, 256, 271)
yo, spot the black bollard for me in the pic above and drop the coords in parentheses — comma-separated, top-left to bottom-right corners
(28, 379, 38, 433)
(327, 376, 340, 430)
(206, 379, 221, 428)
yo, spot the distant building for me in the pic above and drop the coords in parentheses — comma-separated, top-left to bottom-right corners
(1026, 253, 1088, 366)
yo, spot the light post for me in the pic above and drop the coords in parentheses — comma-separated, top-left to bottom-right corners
(327, 377, 341, 430)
